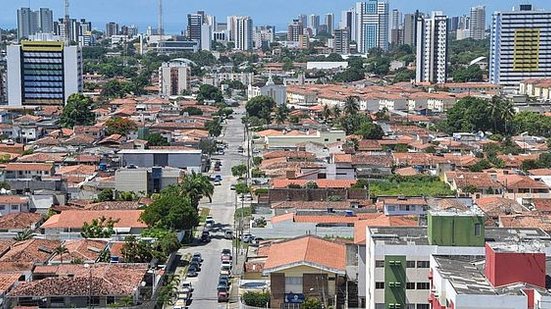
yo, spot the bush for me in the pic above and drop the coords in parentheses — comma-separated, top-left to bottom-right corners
(242, 291, 270, 307)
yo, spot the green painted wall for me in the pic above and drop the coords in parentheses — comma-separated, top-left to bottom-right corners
(384, 255, 406, 309)
(427, 213, 485, 247)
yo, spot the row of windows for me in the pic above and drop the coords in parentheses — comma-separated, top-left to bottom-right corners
(24, 81, 63, 87)
(24, 64, 63, 70)
(0, 205, 20, 211)
(23, 52, 63, 58)
(24, 76, 63, 81)
(375, 282, 430, 290)
(24, 93, 64, 99)
(375, 260, 430, 268)
(23, 70, 63, 76)
(23, 58, 63, 64)
(24, 88, 63, 94)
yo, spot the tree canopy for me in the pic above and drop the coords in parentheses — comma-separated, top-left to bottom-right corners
(105, 117, 137, 136)
(197, 84, 224, 103)
(140, 187, 199, 231)
(81, 216, 119, 238)
(60, 94, 95, 128)
(246, 95, 276, 122)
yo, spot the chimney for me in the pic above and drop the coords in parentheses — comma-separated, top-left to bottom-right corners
(484, 243, 546, 289)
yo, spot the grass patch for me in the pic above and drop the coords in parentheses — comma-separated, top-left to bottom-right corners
(199, 207, 211, 223)
(234, 206, 252, 219)
(369, 176, 455, 197)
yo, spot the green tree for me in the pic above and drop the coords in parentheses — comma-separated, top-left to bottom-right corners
(304, 181, 319, 189)
(81, 216, 119, 238)
(274, 105, 290, 124)
(60, 94, 95, 128)
(145, 133, 170, 146)
(182, 106, 203, 116)
(101, 80, 127, 98)
(206, 119, 223, 137)
(302, 298, 322, 309)
(452, 65, 484, 82)
(105, 117, 137, 136)
(198, 139, 217, 155)
(140, 188, 199, 230)
(197, 84, 224, 103)
(232, 164, 248, 178)
(513, 112, 551, 137)
(469, 159, 493, 172)
(246, 95, 276, 122)
(13, 228, 34, 241)
(121, 236, 154, 263)
(54, 244, 69, 264)
(343, 96, 360, 115)
(97, 189, 114, 202)
(178, 172, 214, 207)
(356, 121, 384, 139)
(235, 182, 251, 195)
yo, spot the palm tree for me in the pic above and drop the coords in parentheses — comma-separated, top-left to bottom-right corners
(13, 228, 34, 242)
(54, 244, 69, 264)
(180, 171, 214, 208)
(322, 105, 332, 122)
(332, 106, 342, 119)
(274, 105, 289, 125)
(344, 96, 360, 115)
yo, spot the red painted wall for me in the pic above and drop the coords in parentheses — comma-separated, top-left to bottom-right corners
(484, 243, 546, 288)
(524, 289, 534, 309)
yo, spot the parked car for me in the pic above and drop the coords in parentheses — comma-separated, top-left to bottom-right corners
(220, 268, 231, 276)
(214, 175, 222, 181)
(187, 269, 198, 277)
(192, 253, 202, 262)
(200, 234, 210, 243)
(219, 274, 231, 284)
(241, 233, 253, 243)
(191, 256, 202, 265)
(221, 248, 231, 255)
(230, 184, 236, 190)
(181, 281, 193, 292)
(250, 236, 265, 246)
(189, 264, 200, 273)
(214, 180, 221, 186)
(217, 291, 229, 302)
(222, 261, 232, 269)
(224, 230, 234, 239)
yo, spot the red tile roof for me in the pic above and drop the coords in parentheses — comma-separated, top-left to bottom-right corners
(4, 163, 53, 172)
(0, 239, 60, 263)
(263, 236, 346, 273)
(0, 213, 42, 230)
(354, 215, 418, 244)
(272, 179, 357, 189)
(41, 210, 147, 229)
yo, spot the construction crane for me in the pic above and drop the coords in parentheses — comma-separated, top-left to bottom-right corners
(64, 0, 70, 46)
(158, 0, 164, 37)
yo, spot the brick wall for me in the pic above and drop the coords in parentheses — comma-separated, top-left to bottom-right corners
(270, 273, 285, 309)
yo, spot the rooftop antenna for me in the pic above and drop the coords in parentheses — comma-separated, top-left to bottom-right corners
(64, 0, 70, 46)
(158, 0, 164, 36)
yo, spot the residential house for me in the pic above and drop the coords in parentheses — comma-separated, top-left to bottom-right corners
(0, 196, 29, 216)
(444, 172, 503, 197)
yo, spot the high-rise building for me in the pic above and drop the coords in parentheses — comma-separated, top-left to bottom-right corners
(470, 5, 486, 40)
(490, 4, 551, 88)
(341, 9, 356, 41)
(298, 14, 308, 28)
(254, 26, 275, 50)
(334, 28, 350, 54)
(308, 14, 320, 32)
(450, 16, 459, 32)
(17, 8, 54, 40)
(325, 13, 334, 35)
(54, 18, 93, 46)
(159, 60, 190, 97)
(355, 0, 389, 53)
(288, 19, 304, 42)
(187, 13, 203, 45)
(7, 40, 82, 106)
(235, 16, 253, 51)
(416, 11, 449, 84)
(106, 22, 119, 37)
(188, 12, 213, 51)
(403, 11, 421, 47)
(391, 9, 401, 30)
(391, 9, 403, 45)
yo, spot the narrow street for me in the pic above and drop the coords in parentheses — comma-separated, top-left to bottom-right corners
(175, 105, 247, 309)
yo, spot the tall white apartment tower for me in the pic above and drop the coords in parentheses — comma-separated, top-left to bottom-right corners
(235, 16, 253, 51)
(416, 11, 449, 84)
(489, 4, 551, 88)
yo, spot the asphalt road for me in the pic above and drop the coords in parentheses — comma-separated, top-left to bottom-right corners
(178, 106, 247, 309)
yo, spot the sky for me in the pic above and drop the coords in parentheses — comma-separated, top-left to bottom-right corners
(1, 0, 550, 33)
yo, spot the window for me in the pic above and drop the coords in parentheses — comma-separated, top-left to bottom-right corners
(417, 261, 430, 268)
(91, 296, 100, 305)
(375, 282, 385, 289)
(407, 304, 415, 309)
(406, 282, 416, 289)
(417, 304, 430, 309)
(11, 205, 18, 210)
(387, 205, 396, 211)
(0, 205, 5, 210)
(475, 223, 482, 236)
(375, 304, 385, 309)
(107, 296, 115, 304)
(416, 282, 430, 290)
(375, 260, 385, 267)
(285, 276, 303, 293)
(406, 261, 416, 268)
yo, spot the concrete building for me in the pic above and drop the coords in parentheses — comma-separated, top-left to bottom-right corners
(253, 26, 275, 50)
(17, 7, 54, 40)
(325, 13, 334, 35)
(288, 19, 304, 42)
(105, 22, 119, 37)
(159, 59, 191, 97)
(355, 0, 390, 53)
(7, 40, 82, 106)
(490, 5, 551, 88)
(469, 6, 486, 40)
(430, 243, 551, 309)
(235, 16, 253, 51)
(361, 209, 551, 309)
(247, 75, 287, 105)
(403, 11, 421, 47)
(118, 149, 203, 172)
(115, 166, 183, 196)
(334, 28, 350, 54)
(308, 14, 320, 34)
(416, 12, 449, 84)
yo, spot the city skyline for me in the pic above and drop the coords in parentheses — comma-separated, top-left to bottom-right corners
(1, 0, 550, 32)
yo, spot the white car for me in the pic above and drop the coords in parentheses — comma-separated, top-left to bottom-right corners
(181, 281, 193, 293)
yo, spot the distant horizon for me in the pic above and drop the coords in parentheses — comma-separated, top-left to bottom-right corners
(1, 0, 550, 33)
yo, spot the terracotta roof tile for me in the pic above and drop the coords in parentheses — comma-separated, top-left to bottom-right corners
(5, 163, 54, 172)
(272, 179, 356, 189)
(0, 213, 42, 230)
(0, 239, 60, 263)
(40, 210, 147, 229)
(263, 236, 346, 273)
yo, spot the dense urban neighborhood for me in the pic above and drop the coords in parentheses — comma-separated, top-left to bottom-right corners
(0, 0, 551, 308)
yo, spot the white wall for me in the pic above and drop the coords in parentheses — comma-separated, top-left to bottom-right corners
(7, 45, 22, 106)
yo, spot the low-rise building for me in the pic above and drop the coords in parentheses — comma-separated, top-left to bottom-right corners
(118, 149, 203, 172)
(115, 166, 183, 195)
